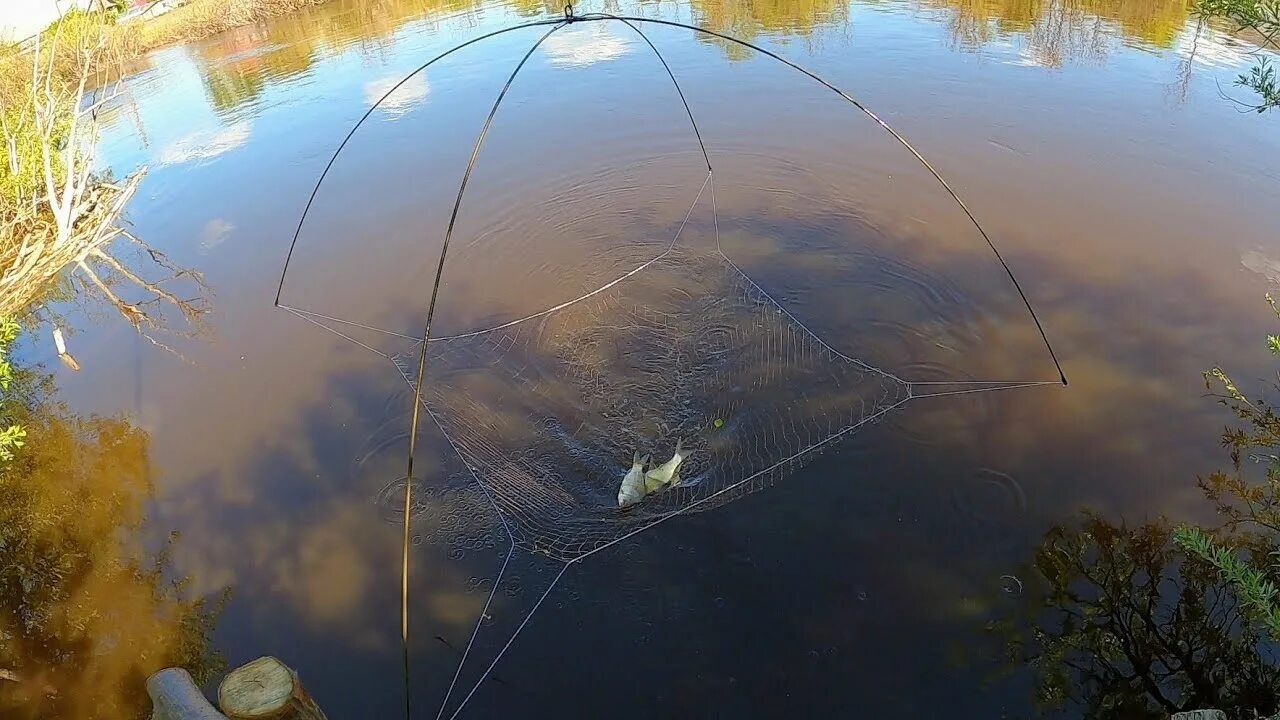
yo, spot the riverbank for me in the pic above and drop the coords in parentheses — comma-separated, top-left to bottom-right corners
(126, 0, 334, 53)
(0, 0, 335, 321)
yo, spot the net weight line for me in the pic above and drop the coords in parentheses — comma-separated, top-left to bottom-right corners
(274, 9, 1068, 719)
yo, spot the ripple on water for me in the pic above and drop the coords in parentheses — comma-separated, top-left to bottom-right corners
(717, 227, 986, 375)
(950, 467, 1027, 523)
(374, 476, 431, 523)
(432, 145, 710, 337)
(358, 390, 501, 546)
(939, 467, 1030, 562)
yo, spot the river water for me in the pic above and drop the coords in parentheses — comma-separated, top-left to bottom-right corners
(36, 0, 1280, 716)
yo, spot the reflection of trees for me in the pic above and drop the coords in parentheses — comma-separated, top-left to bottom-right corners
(190, 0, 490, 116)
(194, 20, 317, 118)
(991, 300, 1280, 719)
(1027, 1, 1109, 66)
(687, 0, 851, 59)
(0, 368, 224, 719)
(685, 0, 1184, 63)
(691, 0, 851, 36)
(997, 314, 1280, 718)
(994, 514, 1280, 718)
(201, 63, 269, 117)
(942, 0, 1109, 66)
(928, 0, 1188, 66)
(199, 34, 319, 117)
(1096, 0, 1189, 47)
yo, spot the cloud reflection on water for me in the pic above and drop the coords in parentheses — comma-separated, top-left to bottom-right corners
(159, 121, 252, 165)
(543, 24, 633, 67)
(364, 74, 431, 118)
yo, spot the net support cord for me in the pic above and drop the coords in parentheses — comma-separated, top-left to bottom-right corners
(270, 9, 1070, 720)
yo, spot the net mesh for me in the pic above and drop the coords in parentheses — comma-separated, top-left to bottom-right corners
(391, 241, 910, 562)
(274, 18, 1065, 717)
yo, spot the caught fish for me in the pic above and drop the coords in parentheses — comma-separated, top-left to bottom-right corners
(617, 452, 649, 508)
(644, 439, 686, 492)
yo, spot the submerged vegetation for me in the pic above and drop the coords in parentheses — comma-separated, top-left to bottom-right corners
(0, 345, 225, 719)
(998, 516, 1280, 717)
(997, 300, 1280, 718)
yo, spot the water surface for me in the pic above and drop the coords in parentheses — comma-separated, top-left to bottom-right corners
(33, 0, 1280, 715)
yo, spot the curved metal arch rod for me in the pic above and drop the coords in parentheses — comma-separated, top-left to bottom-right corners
(277, 14, 716, 347)
(401, 22, 568, 720)
(604, 14, 1068, 387)
(273, 16, 563, 308)
(280, 166, 708, 348)
(578, 13, 712, 172)
(279, 13, 1066, 388)
(404, 18, 567, 477)
(278, 14, 1066, 387)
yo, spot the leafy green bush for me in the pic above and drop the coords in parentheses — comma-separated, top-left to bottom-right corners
(999, 297, 1280, 717)
(1175, 526, 1280, 637)
(0, 317, 23, 462)
(1196, 0, 1280, 110)
(1168, 294, 1280, 647)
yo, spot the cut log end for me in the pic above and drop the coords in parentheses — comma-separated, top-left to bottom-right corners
(218, 657, 325, 720)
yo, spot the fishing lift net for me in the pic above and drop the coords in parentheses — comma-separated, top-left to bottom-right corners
(392, 240, 912, 563)
(275, 8, 1067, 718)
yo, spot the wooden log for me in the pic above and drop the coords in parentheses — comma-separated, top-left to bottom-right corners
(217, 657, 327, 720)
(147, 668, 227, 720)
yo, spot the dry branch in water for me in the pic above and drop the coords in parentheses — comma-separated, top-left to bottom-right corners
(0, 15, 208, 342)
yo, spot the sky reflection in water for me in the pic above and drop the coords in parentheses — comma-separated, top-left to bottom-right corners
(29, 0, 1280, 716)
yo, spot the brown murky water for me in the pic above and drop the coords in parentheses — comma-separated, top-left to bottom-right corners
(16, 0, 1280, 716)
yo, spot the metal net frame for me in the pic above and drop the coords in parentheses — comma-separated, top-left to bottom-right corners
(274, 8, 1067, 718)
